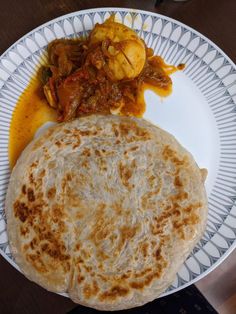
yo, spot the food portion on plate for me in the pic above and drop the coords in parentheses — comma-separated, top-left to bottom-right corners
(6, 115, 207, 311)
(40, 15, 183, 122)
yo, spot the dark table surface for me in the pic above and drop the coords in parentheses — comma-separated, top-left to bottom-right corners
(0, 1, 235, 313)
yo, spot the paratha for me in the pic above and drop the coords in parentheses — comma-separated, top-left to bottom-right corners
(6, 115, 208, 311)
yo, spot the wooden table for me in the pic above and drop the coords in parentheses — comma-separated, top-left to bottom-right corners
(0, 1, 235, 313)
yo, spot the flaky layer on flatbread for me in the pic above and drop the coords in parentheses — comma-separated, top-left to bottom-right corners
(6, 115, 208, 311)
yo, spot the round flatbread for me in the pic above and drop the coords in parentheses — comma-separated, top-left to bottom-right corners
(6, 115, 208, 311)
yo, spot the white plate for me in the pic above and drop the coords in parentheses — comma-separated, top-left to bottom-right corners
(0, 8, 236, 297)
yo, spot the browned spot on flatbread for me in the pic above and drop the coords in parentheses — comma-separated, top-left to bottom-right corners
(173, 213, 200, 235)
(119, 121, 151, 142)
(141, 242, 149, 258)
(121, 273, 131, 280)
(77, 275, 85, 283)
(118, 160, 136, 189)
(129, 268, 165, 290)
(119, 162, 132, 186)
(100, 162, 107, 172)
(27, 188, 35, 202)
(117, 225, 138, 252)
(99, 285, 129, 301)
(80, 130, 97, 136)
(61, 176, 67, 191)
(66, 173, 72, 181)
(30, 240, 34, 249)
(130, 146, 139, 151)
(98, 273, 107, 282)
(81, 159, 89, 169)
(30, 161, 39, 169)
(108, 234, 118, 247)
(41, 241, 69, 261)
(63, 129, 71, 134)
(20, 225, 29, 236)
(26, 254, 47, 273)
(155, 248, 162, 259)
(97, 250, 109, 260)
(153, 236, 169, 262)
(162, 145, 188, 167)
(29, 173, 35, 185)
(81, 148, 91, 157)
(76, 257, 83, 264)
(72, 136, 81, 149)
(40, 168, 46, 177)
(124, 145, 139, 156)
(52, 205, 65, 222)
(76, 243, 81, 251)
(55, 140, 62, 147)
(95, 149, 101, 157)
(112, 202, 123, 216)
(148, 175, 156, 188)
(22, 184, 26, 195)
(141, 190, 161, 209)
(173, 209, 181, 216)
(134, 267, 152, 279)
(174, 176, 183, 188)
(151, 199, 202, 240)
(47, 187, 56, 199)
(96, 226, 111, 241)
(171, 191, 189, 202)
(14, 201, 29, 222)
(83, 281, 99, 299)
(88, 203, 111, 246)
(135, 126, 151, 139)
(183, 202, 202, 213)
(119, 122, 131, 136)
(81, 249, 91, 260)
(113, 126, 119, 137)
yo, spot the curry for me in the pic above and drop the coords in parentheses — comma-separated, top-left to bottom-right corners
(9, 16, 184, 167)
(40, 16, 182, 121)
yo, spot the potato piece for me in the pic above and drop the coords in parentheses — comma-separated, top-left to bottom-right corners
(89, 16, 146, 80)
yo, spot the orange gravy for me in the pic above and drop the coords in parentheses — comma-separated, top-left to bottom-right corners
(9, 77, 56, 168)
(120, 59, 183, 117)
(120, 83, 173, 117)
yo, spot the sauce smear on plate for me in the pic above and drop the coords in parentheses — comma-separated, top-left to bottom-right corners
(9, 77, 56, 168)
